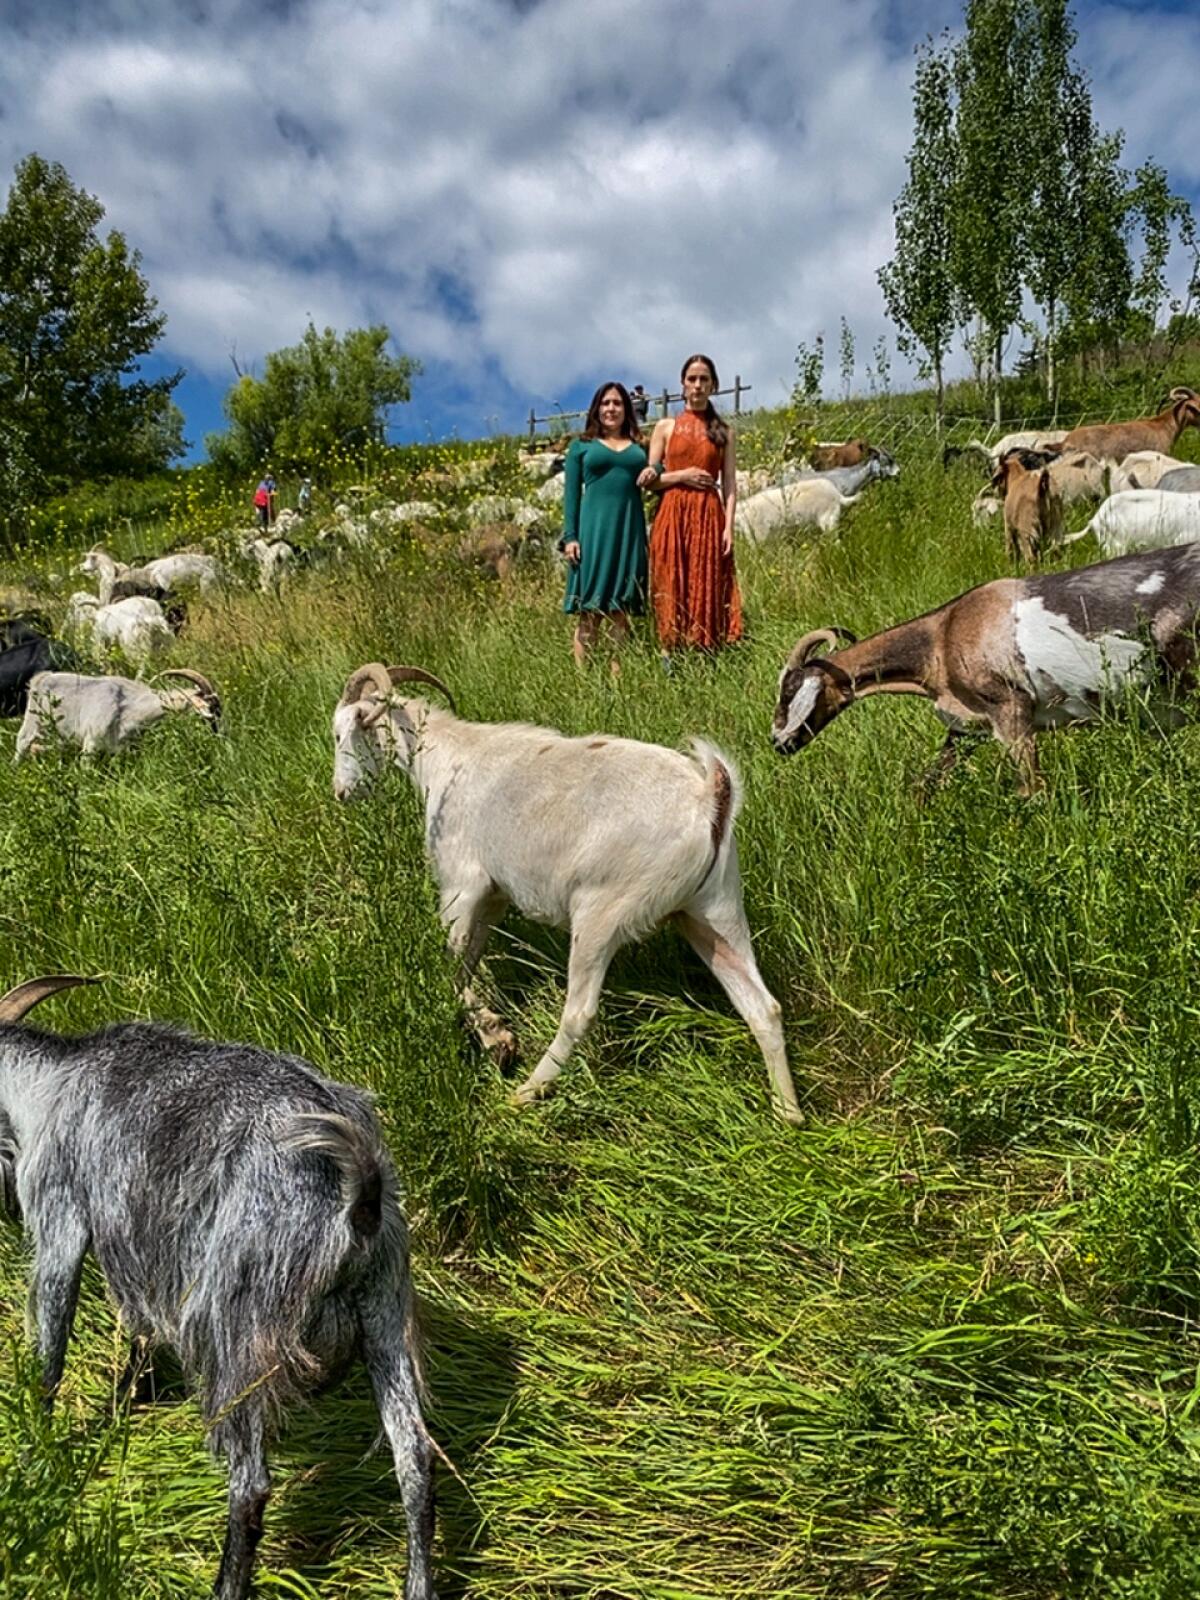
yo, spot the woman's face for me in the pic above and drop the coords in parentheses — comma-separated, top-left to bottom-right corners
(683, 362, 715, 407)
(597, 388, 626, 433)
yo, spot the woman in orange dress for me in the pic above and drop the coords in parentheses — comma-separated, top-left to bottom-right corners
(638, 353, 742, 658)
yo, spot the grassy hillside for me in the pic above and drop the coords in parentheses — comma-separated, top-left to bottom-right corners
(3, 421, 1200, 1597)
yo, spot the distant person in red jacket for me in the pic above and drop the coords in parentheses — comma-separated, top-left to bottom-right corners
(253, 473, 276, 531)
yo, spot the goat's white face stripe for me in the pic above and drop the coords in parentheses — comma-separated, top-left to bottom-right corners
(777, 674, 822, 742)
(1014, 595, 1150, 723)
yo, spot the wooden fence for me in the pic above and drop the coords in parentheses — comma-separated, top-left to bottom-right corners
(528, 377, 752, 441)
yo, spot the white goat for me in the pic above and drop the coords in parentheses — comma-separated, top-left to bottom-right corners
(1108, 451, 1193, 492)
(15, 670, 220, 758)
(332, 664, 801, 1122)
(65, 593, 174, 665)
(1066, 489, 1200, 558)
(736, 481, 859, 543)
(239, 536, 296, 592)
(81, 546, 225, 598)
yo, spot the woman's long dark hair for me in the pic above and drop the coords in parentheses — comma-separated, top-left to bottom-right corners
(680, 353, 728, 449)
(581, 382, 641, 442)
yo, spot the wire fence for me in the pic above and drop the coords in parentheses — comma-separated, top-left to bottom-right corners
(528, 378, 752, 441)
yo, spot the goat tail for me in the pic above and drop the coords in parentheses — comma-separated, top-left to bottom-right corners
(278, 1112, 385, 1240)
(1060, 522, 1094, 547)
(688, 741, 743, 888)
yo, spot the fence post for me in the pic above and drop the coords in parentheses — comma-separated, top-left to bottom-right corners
(528, 408, 537, 443)
(734, 375, 742, 415)
(659, 388, 669, 420)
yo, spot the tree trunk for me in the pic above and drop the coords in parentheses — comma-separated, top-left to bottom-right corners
(993, 329, 1003, 427)
(1046, 297, 1057, 416)
(935, 357, 944, 438)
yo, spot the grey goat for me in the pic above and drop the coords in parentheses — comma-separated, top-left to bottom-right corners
(0, 975, 436, 1600)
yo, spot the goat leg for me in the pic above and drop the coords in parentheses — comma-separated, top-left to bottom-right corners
(212, 1409, 271, 1600)
(513, 916, 623, 1105)
(444, 883, 516, 1064)
(360, 1291, 437, 1599)
(29, 1212, 89, 1402)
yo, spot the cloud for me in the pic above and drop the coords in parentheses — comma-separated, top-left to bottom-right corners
(1, 0, 1197, 443)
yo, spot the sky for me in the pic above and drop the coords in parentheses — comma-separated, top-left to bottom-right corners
(1, 0, 1197, 461)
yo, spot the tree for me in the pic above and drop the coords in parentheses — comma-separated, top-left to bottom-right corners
(0, 153, 182, 495)
(878, 35, 958, 430)
(207, 322, 420, 473)
(950, 0, 1031, 424)
(1021, 0, 1100, 410)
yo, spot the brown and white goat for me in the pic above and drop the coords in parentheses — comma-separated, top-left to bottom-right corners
(771, 541, 1200, 794)
(1058, 387, 1200, 464)
(992, 453, 1065, 564)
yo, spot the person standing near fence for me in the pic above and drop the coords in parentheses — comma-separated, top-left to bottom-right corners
(639, 354, 741, 660)
(253, 471, 276, 532)
(559, 382, 649, 669)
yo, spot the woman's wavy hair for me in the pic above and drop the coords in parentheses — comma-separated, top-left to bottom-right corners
(581, 382, 642, 443)
(680, 353, 728, 449)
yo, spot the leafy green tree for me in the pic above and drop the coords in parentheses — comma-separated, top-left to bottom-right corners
(1021, 0, 1103, 410)
(207, 322, 420, 473)
(878, 35, 959, 430)
(1123, 161, 1200, 377)
(950, 0, 1031, 424)
(0, 153, 182, 496)
(1058, 129, 1131, 375)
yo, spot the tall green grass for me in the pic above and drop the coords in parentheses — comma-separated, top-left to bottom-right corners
(3, 441, 1200, 1596)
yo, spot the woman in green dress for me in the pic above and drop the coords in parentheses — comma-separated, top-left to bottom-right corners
(559, 382, 649, 667)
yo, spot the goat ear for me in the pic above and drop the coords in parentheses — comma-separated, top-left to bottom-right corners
(0, 974, 98, 1025)
(1038, 469, 1051, 500)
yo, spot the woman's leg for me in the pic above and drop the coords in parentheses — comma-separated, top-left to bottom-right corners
(573, 610, 601, 667)
(608, 611, 631, 676)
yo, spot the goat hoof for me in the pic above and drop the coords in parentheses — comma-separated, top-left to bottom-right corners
(774, 1103, 805, 1127)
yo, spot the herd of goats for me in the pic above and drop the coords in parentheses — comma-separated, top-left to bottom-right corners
(2, 385, 1200, 1599)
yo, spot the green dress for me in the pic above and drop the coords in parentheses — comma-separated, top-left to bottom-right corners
(560, 436, 649, 614)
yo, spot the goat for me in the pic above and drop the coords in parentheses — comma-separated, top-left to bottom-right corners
(519, 450, 566, 481)
(806, 439, 870, 470)
(81, 547, 226, 601)
(65, 593, 175, 665)
(736, 480, 860, 543)
(782, 449, 900, 497)
(991, 454, 1065, 564)
(1108, 451, 1193, 493)
(1058, 388, 1200, 464)
(0, 618, 77, 717)
(770, 541, 1200, 794)
(239, 536, 298, 592)
(0, 974, 436, 1600)
(1064, 489, 1200, 559)
(333, 664, 801, 1122)
(943, 431, 1067, 472)
(1156, 466, 1200, 495)
(15, 669, 220, 758)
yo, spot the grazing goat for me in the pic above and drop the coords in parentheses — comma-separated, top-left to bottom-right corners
(1156, 466, 1200, 495)
(15, 669, 220, 758)
(782, 450, 900, 497)
(737, 480, 859, 542)
(807, 439, 871, 470)
(943, 431, 1067, 471)
(333, 664, 801, 1121)
(239, 535, 298, 592)
(65, 593, 176, 665)
(81, 547, 226, 601)
(0, 974, 436, 1600)
(1108, 451, 1192, 492)
(0, 618, 76, 717)
(1058, 388, 1200, 463)
(1064, 489, 1200, 558)
(992, 455, 1065, 563)
(770, 542, 1200, 794)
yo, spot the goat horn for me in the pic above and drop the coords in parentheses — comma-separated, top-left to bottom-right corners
(340, 662, 393, 707)
(384, 666, 458, 715)
(786, 628, 857, 671)
(1169, 386, 1197, 401)
(160, 668, 217, 698)
(0, 974, 98, 1025)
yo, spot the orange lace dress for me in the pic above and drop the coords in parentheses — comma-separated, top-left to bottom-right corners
(649, 409, 743, 651)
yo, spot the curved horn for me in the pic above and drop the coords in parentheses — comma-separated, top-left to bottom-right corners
(340, 662, 393, 707)
(1169, 386, 1198, 402)
(0, 974, 98, 1025)
(160, 667, 217, 698)
(384, 666, 458, 715)
(786, 628, 857, 671)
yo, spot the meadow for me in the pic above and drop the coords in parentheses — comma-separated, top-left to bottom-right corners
(3, 419, 1200, 1598)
